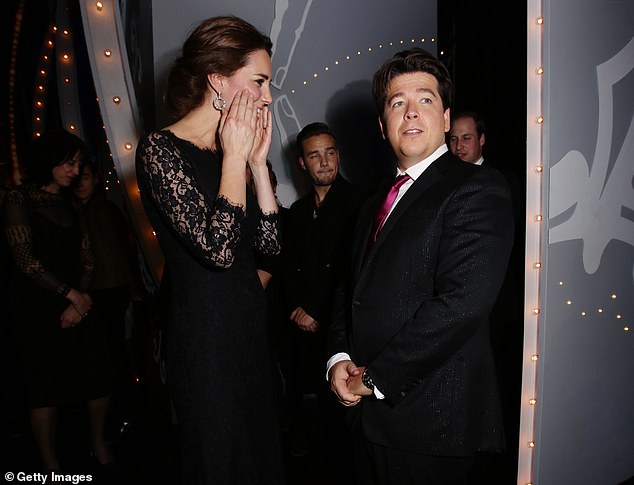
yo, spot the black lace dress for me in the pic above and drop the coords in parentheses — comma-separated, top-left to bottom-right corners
(136, 130, 286, 484)
(3, 185, 112, 408)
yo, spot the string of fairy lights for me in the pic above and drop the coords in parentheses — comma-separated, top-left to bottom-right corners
(288, 37, 437, 94)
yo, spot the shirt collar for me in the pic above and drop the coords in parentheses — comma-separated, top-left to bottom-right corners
(397, 144, 448, 181)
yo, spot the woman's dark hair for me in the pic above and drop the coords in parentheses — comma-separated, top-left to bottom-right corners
(372, 48, 453, 119)
(26, 130, 88, 186)
(164, 16, 273, 119)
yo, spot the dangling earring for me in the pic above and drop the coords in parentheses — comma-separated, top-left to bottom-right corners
(212, 93, 226, 111)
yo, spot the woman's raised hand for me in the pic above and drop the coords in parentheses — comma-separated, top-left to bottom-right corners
(249, 106, 272, 168)
(218, 89, 257, 166)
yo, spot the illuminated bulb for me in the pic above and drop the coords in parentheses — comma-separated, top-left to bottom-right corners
(53, 26, 58, 32)
(303, 80, 307, 85)
(35, 117, 41, 122)
(64, 78, 70, 83)
(37, 85, 44, 91)
(335, 61, 339, 65)
(533, 262, 542, 269)
(598, 308, 603, 313)
(529, 398, 537, 406)
(625, 326, 630, 332)
(346, 55, 350, 60)
(528, 441, 535, 448)
(566, 300, 572, 305)
(421, 39, 425, 42)
(440, 50, 444, 55)
(40, 69, 46, 75)
(399, 41, 403, 44)
(531, 354, 538, 361)
(368, 47, 372, 52)
(532, 308, 540, 315)
(104, 49, 112, 57)
(44, 55, 48, 60)
(291, 89, 295, 94)
(537, 17, 544, 25)
(536, 66, 544, 75)
(559, 281, 564, 286)
(411, 38, 415, 43)
(63, 29, 69, 35)
(379, 44, 383, 48)
(69, 125, 75, 131)
(389, 42, 393, 46)
(113, 96, 121, 104)
(611, 294, 617, 299)
(324, 67, 329, 71)
(357, 51, 361, 55)
(431, 38, 436, 42)
(124, 143, 133, 150)
(36, 101, 43, 107)
(535, 215, 543, 222)
(581, 312, 586, 316)
(535, 165, 544, 173)
(152, 230, 156, 237)
(536, 116, 544, 124)
(48, 40, 53, 47)
(313, 73, 318, 78)
(616, 314, 622, 319)
(35, 132, 41, 137)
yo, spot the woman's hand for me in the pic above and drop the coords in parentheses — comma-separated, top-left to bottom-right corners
(67, 288, 92, 317)
(249, 106, 272, 168)
(60, 304, 83, 328)
(218, 89, 257, 167)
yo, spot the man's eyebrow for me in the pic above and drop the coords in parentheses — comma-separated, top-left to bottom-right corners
(386, 87, 437, 106)
(255, 73, 270, 80)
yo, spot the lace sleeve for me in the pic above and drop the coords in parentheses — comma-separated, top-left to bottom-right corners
(255, 211, 281, 256)
(3, 189, 69, 295)
(136, 132, 246, 268)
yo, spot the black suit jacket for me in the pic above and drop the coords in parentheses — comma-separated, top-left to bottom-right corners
(329, 151, 514, 456)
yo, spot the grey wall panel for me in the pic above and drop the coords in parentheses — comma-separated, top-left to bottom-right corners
(539, 0, 634, 483)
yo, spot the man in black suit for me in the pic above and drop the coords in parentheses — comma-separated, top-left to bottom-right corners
(327, 48, 515, 484)
(281, 122, 370, 457)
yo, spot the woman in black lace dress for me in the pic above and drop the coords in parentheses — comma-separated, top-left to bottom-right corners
(135, 16, 285, 484)
(3, 130, 113, 471)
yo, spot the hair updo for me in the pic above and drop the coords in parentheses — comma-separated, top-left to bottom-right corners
(164, 16, 272, 120)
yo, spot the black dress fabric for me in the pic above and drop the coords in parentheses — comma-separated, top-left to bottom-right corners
(136, 130, 285, 485)
(3, 185, 112, 408)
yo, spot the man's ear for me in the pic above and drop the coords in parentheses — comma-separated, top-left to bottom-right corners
(378, 116, 387, 140)
(443, 108, 451, 133)
(480, 133, 486, 148)
(298, 156, 306, 171)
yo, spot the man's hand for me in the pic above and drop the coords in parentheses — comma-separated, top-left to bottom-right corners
(329, 360, 363, 406)
(290, 306, 320, 333)
(346, 365, 373, 397)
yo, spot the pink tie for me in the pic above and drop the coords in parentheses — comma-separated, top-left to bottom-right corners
(365, 174, 410, 258)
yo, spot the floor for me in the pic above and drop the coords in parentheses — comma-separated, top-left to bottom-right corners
(1, 387, 347, 485)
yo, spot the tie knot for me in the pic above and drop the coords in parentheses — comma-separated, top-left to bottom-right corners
(392, 173, 410, 189)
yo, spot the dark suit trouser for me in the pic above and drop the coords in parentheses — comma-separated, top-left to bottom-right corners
(352, 416, 475, 485)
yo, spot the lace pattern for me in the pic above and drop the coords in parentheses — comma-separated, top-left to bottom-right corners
(138, 132, 249, 269)
(4, 186, 94, 294)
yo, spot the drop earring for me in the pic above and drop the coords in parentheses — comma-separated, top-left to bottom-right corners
(212, 93, 226, 111)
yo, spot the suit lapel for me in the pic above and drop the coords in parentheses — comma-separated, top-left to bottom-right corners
(358, 156, 448, 274)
